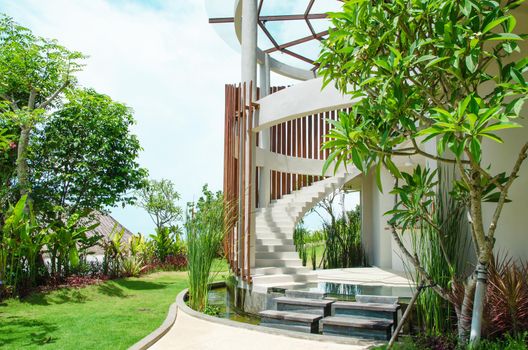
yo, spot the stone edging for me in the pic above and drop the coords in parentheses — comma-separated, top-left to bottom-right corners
(130, 281, 381, 349)
(128, 301, 178, 350)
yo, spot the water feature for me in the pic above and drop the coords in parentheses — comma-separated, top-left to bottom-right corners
(207, 286, 261, 324)
(207, 281, 413, 324)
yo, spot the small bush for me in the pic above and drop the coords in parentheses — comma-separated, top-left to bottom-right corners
(484, 258, 528, 338)
(121, 256, 144, 277)
(143, 254, 187, 273)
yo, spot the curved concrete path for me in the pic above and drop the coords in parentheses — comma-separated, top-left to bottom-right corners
(149, 310, 368, 350)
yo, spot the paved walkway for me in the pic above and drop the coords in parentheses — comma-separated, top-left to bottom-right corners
(317, 266, 414, 287)
(150, 310, 369, 350)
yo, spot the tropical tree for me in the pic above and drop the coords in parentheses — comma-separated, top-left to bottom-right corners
(318, 0, 528, 343)
(30, 88, 147, 221)
(136, 179, 182, 234)
(0, 14, 85, 198)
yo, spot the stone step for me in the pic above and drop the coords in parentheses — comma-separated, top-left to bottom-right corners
(356, 294, 399, 305)
(285, 289, 327, 300)
(256, 224, 294, 229)
(251, 281, 308, 293)
(252, 266, 310, 275)
(259, 310, 323, 334)
(322, 316, 393, 341)
(255, 258, 303, 268)
(255, 244, 297, 252)
(256, 224, 294, 231)
(332, 301, 400, 326)
(256, 233, 294, 240)
(255, 251, 299, 259)
(275, 296, 334, 316)
(256, 238, 294, 246)
(252, 273, 316, 285)
(255, 207, 303, 215)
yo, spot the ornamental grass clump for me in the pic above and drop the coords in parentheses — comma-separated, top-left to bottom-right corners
(186, 186, 233, 312)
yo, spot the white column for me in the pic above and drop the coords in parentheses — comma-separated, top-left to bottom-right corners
(241, 0, 257, 89)
(241, 0, 258, 271)
(258, 53, 271, 208)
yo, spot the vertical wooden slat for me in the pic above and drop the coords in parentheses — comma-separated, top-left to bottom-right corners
(308, 114, 313, 159)
(247, 81, 253, 281)
(313, 113, 319, 160)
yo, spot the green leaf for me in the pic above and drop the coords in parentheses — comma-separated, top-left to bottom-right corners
(69, 248, 80, 267)
(482, 16, 511, 34)
(375, 160, 383, 192)
(465, 54, 478, 73)
(486, 33, 523, 41)
(425, 56, 449, 68)
(384, 157, 402, 179)
(481, 122, 522, 133)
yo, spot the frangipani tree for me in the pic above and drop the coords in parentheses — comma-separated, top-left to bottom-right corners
(318, 0, 528, 342)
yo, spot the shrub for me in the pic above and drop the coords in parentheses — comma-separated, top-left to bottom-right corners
(484, 258, 528, 338)
(322, 207, 366, 269)
(121, 256, 144, 278)
(142, 254, 187, 274)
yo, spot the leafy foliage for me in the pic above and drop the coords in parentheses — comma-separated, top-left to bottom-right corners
(137, 178, 182, 233)
(322, 207, 366, 269)
(186, 185, 230, 312)
(30, 88, 147, 219)
(319, 0, 527, 182)
(318, 1, 528, 340)
(484, 257, 528, 338)
(0, 14, 86, 196)
(0, 195, 47, 296)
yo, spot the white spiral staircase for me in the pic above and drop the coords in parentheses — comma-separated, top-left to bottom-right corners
(251, 173, 356, 292)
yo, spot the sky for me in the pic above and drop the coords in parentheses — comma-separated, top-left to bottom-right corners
(0, 0, 358, 234)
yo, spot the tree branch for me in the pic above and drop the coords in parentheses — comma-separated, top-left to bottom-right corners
(488, 141, 528, 240)
(411, 138, 469, 164)
(0, 93, 20, 111)
(389, 224, 450, 301)
(37, 80, 70, 110)
(28, 87, 37, 110)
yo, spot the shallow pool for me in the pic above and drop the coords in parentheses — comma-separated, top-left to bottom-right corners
(207, 287, 261, 324)
(298, 282, 414, 301)
(207, 280, 413, 324)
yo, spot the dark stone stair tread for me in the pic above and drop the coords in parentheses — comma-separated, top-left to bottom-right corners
(322, 316, 393, 330)
(333, 301, 400, 312)
(259, 310, 323, 323)
(275, 296, 335, 307)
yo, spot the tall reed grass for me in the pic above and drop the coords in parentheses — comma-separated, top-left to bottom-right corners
(406, 167, 472, 334)
(323, 206, 366, 269)
(186, 188, 233, 312)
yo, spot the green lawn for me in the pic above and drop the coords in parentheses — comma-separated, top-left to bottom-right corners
(0, 271, 188, 350)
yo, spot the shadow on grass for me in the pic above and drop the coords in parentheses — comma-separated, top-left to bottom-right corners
(20, 289, 88, 306)
(0, 316, 58, 347)
(97, 280, 169, 298)
(114, 279, 170, 291)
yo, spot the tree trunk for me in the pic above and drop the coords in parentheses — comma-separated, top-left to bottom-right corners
(467, 172, 493, 344)
(459, 274, 476, 342)
(16, 125, 31, 197)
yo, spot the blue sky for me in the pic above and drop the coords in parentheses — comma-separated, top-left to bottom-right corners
(0, 0, 356, 234)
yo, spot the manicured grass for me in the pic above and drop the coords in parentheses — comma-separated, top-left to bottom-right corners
(0, 271, 188, 350)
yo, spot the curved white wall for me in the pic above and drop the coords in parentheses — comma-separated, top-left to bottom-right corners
(255, 77, 359, 131)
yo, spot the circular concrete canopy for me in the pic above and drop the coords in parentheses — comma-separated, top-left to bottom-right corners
(206, 0, 342, 81)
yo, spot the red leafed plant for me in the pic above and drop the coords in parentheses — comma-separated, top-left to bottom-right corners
(483, 256, 528, 338)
